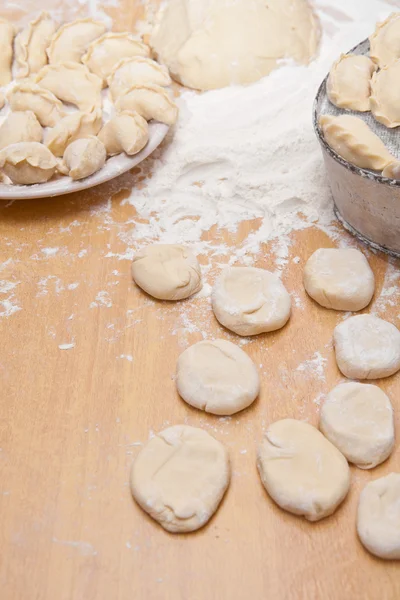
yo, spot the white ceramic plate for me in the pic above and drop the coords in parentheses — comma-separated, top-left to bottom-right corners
(0, 121, 169, 200)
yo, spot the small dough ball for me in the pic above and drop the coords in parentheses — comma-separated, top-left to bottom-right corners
(176, 339, 260, 416)
(212, 267, 291, 337)
(357, 473, 400, 560)
(370, 60, 400, 128)
(62, 136, 106, 180)
(327, 54, 377, 112)
(98, 110, 148, 156)
(257, 419, 350, 521)
(0, 111, 43, 151)
(0, 141, 58, 185)
(334, 314, 400, 380)
(303, 248, 375, 311)
(320, 382, 394, 469)
(130, 425, 230, 533)
(131, 244, 202, 301)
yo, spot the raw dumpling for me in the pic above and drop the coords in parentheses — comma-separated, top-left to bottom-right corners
(47, 18, 106, 64)
(108, 57, 171, 101)
(370, 12, 400, 68)
(115, 84, 178, 125)
(45, 109, 102, 156)
(383, 161, 400, 179)
(82, 33, 150, 84)
(319, 114, 395, 171)
(327, 54, 377, 112)
(370, 60, 400, 128)
(0, 111, 43, 150)
(0, 142, 58, 184)
(0, 19, 15, 86)
(98, 110, 148, 156)
(8, 82, 65, 127)
(62, 136, 106, 180)
(14, 12, 57, 79)
(35, 62, 103, 112)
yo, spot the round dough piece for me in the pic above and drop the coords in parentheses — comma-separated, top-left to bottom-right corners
(212, 267, 291, 337)
(320, 382, 394, 469)
(327, 54, 377, 112)
(370, 12, 400, 69)
(257, 419, 350, 521)
(131, 244, 202, 301)
(357, 473, 400, 560)
(333, 314, 400, 380)
(151, 0, 319, 91)
(130, 425, 230, 533)
(176, 339, 260, 416)
(303, 248, 375, 311)
(370, 60, 400, 128)
(62, 137, 106, 180)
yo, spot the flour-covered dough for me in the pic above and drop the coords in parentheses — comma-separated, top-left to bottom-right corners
(370, 12, 400, 68)
(303, 248, 375, 311)
(212, 267, 291, 336)
(47, 18, 106, 64)
(370, 60, 400, 128)
(151, 0, 319, 90)
(319, 114, 395, 170)
(176, 339, 260, 416)
(108, 57, 171, 101)
(320, 382, 394, 469)
(334, 314, 400, 380)
(257, 419, 350, 521)
(131, 425, 230, 532)
(131, 244, 202, 300)
(357, 473, 400, 559)
(0, 142, 58, 185)
(0, 111, 43, 151)
(45, 110, 103, 156)
(62, 136, 106, 180)
(0, 19, 15, 86)
(14, 12, 56, 79)
(98, 111, 148, 156)
(327, 54, 377, 112)
(115, 84, 178, 126)
(8, 82, 65, 128)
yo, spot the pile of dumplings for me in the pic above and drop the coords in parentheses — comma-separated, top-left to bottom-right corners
(319, 12, 400, 179)
(0, 13, 178, 186)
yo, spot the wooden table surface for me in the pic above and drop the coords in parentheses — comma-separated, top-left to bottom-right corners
(1, 2, 400, 599)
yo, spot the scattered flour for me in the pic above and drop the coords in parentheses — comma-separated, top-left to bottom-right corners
(58, 343, 75, 350)
(296, 351, 328, 381)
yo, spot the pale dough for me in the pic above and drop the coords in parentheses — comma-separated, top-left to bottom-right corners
(0, 19, 15, 86)
(257, 419, 350, 521)
(327, 54, 377, 112)
(98, 111, 149, 156)
(370, 12, 400, 68)
(383, 161, 400, 179)
(333, 314, 400, 380)
(370, 60, 400, 128)
(47, 18, 106, 64)
(7, 82, 65, 128)
(176, 339, 260, 416)
(62, 137, 106, 180)
(212, 267, 291, 336)
(0, 142, 58, 185)
(0, 111, 43, 151)
(151, 0, 319, 91)
(357, 473, 400, 560)
(14, 12, 57, 79)
(320, 382, 394, 469)
(131, 244, 202, 301)
(108, 57, 171, 102)
(303, 248, 375, 311)
(130, 425, 230, 533)
(45, 110, 103, 157)
(115, 84, 178, 126)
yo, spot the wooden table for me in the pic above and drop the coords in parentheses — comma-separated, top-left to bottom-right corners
(1, 2, 400, 599)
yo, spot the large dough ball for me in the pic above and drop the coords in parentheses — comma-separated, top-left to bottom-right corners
(130, 425, 230, 532)
(333, 314, 400, 380)
(151, 0, 320, 91)
(303, 248, 375, 311)
(320, 382, 394, 469)
(131, 244, 202, 301)
(212, 267, 291, 336)
(257, 419, 350, 521)
(357, 473, 400, 560)
(176, 339, 260, 416)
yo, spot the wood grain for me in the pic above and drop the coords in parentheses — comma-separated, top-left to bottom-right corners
(1, 3, 400, 600)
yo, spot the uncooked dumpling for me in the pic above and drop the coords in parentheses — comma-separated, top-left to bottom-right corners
(115, 83, 178, 125)
(257, 419, 350, 522)
(327, 54, 377, 112)
(35, 62, 103, 112)
(370, 60, 400, 128)
(212, 267, 291, 336)
(151, 0, 320, 90)
(131, 425, 230, 533)
(82, 32, 150, 84)
(0, 111, 43, 151)
(303, 248, 375, 311)
(62, 137, 106, 180)
(370, 12, 400, 68)
(319, 114, 395, 170)
(7, 82, 65, 127)
(45, 110, 103, 156)
(383, 161, 400, 179)
(176, 339, 260, 416)
(0, 19, 15, 86)
(333, 314, 400, 380)
(108, 57, 171, 101)
(98, 110, 148, 156)
(320, 382, 395, 469)
(14, 12, 57, 79)
(0, 142, 58, 185)
(47, 18, 106, 64)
